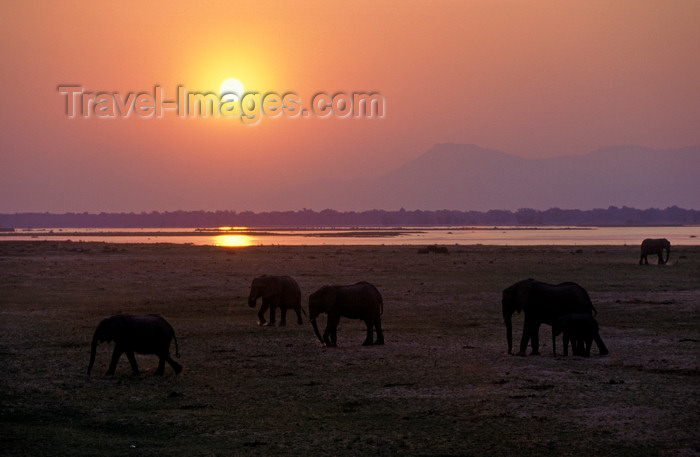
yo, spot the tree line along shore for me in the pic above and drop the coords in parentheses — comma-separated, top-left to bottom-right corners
(1, 206, 699, 229)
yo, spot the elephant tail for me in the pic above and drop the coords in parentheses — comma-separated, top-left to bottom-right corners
(87, 331, 99, 375)
(380, 296, 384, 316)
(581, 287, 598, 316)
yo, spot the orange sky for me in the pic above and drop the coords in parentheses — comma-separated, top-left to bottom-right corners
(1, 0, 699, 212)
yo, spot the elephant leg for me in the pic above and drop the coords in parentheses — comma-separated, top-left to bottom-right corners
(374, 317, 384, 345)
(107, 345, 124, 375)
(362, 319, 373, 346)
(530, 323, 541, 355)
(162, 353, 183, 374)
(323, 326, 337, 346)
(295, 307, 303, 325)
(322, 323, 330, 345)
(322, 316, 335, 347)
(155, 356, 166, 375)
(594, 333, 608, 355)
(518, 333, 529, 356)
(326, 314, 340, 346)
(257, 303, 269, 326)
(518, 321, 532, 356)
(268, 305, 277, 325)
(279, 308, 287, 326)
(125, 350, 140, 375)
(657, 253, 665, 265)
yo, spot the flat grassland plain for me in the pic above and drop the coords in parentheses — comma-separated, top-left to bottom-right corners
(1, 241, 698, 457)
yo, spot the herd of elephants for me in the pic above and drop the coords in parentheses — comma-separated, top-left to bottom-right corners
(86, 237, 672, 376)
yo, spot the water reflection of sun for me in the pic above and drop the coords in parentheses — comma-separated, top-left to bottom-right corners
(213, 234, 254, 247)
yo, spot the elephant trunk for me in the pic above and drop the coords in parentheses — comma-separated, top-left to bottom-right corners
(310, 318, 325, 346)
(664, 245, 670, 264)
(503, 310, 513, 355)
(87, 332, 99, 375)
(248, 294, 257, 308)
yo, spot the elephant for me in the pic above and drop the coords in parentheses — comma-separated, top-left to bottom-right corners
(502, 279, 608, 357)
(639, 238, 670, 265)
(553, 313, 602, 357)
(426, 245, 449, 254)
(88, 314, 182, 376)
(247, 275, 304, 326)
(309, 281, 384, 347)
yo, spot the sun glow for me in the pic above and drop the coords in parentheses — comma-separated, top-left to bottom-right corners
(213, 234, 255, 247)
(190, 46, 276, 97)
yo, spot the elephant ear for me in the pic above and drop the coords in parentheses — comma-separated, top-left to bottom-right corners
(94, 318, 110, 343)
(100, 315, 122, 343)
(261, 276, 282, 298)
(322, 286, 337, 312)
(514, 280, 533, 312)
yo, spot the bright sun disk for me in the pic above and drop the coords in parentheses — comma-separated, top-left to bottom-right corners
(220, 78, 244, 102)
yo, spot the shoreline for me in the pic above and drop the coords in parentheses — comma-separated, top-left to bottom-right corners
(0, 226, 603, 237)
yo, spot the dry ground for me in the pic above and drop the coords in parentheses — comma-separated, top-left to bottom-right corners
(1, 241, 698, 456)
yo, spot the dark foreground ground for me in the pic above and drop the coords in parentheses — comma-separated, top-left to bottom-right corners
(1, 241, 698, 456)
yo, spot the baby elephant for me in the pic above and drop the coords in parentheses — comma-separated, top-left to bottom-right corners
(553, 313, 604, 357)
(248, 275, 304, 326)
(88, 314, 182, 376)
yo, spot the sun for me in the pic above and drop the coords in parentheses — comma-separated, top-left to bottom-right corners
(220, 78, 244, 102)
(213, 234, 254, 247)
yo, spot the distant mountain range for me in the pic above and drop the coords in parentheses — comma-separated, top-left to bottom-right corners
(267, 144, 700, 211)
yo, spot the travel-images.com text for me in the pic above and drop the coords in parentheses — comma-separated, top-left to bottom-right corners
(57, 85, 385, 125)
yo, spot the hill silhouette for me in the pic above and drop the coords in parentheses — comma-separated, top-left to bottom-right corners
(268, 144, 700, 210)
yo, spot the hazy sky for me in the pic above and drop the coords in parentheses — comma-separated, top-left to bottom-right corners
(1, 0, 699, 212)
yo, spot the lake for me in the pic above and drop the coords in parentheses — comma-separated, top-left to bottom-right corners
(1, 226, 698, 246)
